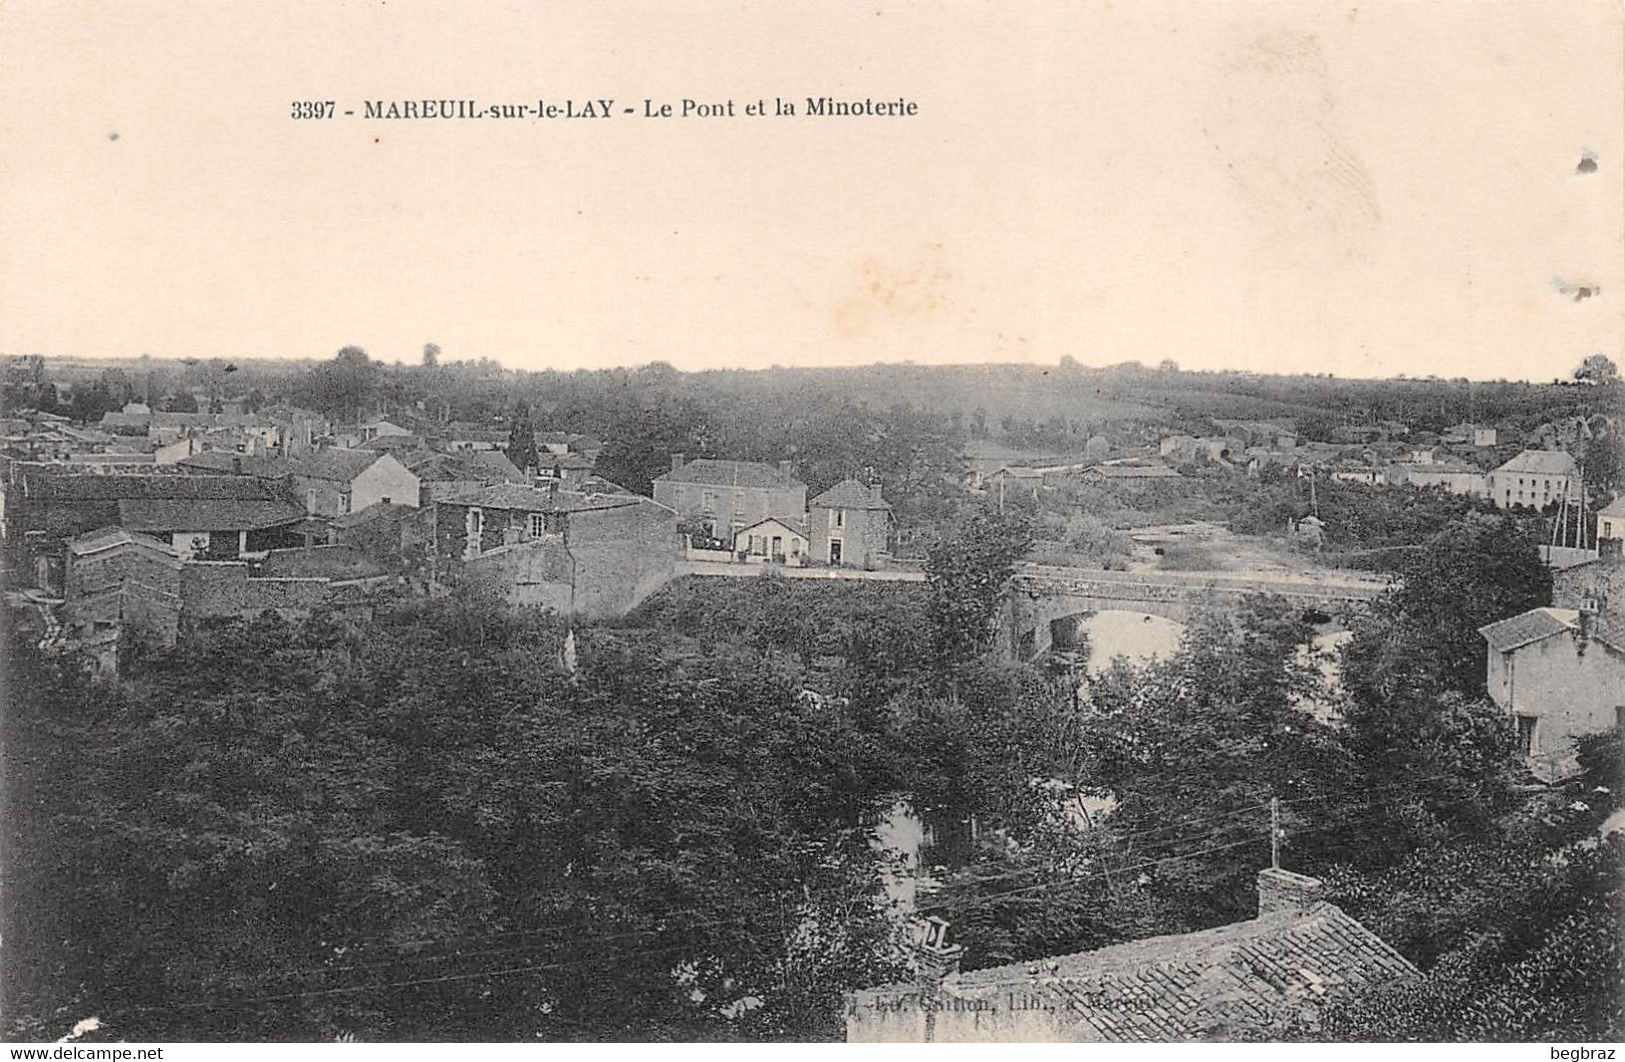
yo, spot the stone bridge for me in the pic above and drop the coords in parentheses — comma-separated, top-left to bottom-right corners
(1001, 563, 1390, 660)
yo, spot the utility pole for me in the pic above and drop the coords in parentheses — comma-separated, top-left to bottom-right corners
(1270, 796, 1281, 870)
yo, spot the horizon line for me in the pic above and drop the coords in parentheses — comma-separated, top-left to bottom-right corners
(3, 350, 1607, 388)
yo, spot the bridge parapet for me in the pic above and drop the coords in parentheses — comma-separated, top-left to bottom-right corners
(1001, 563, 1391, 660)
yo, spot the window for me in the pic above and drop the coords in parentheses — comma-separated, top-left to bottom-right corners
(340, 493, 351, 515)
(702, 491, 718, 514)
(835, 509, 846, 529)
(528, 513, 546, 538)
(733, 490, 745, 514)
(1515, 714, 1537, 756)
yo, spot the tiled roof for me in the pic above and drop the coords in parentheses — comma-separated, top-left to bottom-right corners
(116, 497, 307, 532)
(174, 450, 290, 475)
(1478, 607, 1579, 653)
(289, 448, 390, 483)
(656, 458, 802, 490)
(811, 478, 889, 510)
(27, 473, 288, 502)
(331, 501, 415, 530)
(873, 902, 1415, 1042)
(437, 483, 635, 513)
(578, 474, 637, 497)
(412, 450, 525, 483)
(1493, 449, 1580, 476)
(66, 526, 180, 557)
(99, 412, 151, 429)
(1597, 496, 1625, 518)
(735, 516, 809, 537)
(460, 450, 526, 481)
(255, 545, 388, 580)
(357, 434, 424, 452)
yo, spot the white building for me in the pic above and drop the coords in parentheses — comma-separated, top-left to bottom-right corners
(1488, 449, 1581, 511)
(1479, 605, 1625, 781)
(1598, 497, 1625, 543)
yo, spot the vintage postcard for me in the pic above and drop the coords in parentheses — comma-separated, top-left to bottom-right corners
(1, 0, 1621, 1050)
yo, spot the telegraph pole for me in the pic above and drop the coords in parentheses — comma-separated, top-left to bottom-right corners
(1270, 796, 1281, 870)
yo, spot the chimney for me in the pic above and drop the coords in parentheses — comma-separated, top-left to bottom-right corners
(914, 916, 963, 987)
(671, 452, 686, 473)
(1256, 867, 1325, 917)
(381, 496, 391, 506)
(779, 459, 793, 484)
(870, 481, 884, 505)
(232, 455, 242, 475)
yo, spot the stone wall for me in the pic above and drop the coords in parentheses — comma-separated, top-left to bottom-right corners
(180, 561, 387, 624)
(63, 537, 184, 646)
(452, 496, 681, 619)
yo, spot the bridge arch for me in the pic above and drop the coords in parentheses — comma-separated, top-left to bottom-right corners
(1000, 564, 1385, 662)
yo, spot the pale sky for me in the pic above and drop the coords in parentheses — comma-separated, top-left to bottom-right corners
(1, 0, 1621, 380)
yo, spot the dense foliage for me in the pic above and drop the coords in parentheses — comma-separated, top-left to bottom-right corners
(3, 597, 907, 1041)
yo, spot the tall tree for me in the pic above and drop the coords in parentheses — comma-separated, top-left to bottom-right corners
(1573, 353, 1619, 385)
(505, 404, 539, 474)
(923, 504, 1034, 685)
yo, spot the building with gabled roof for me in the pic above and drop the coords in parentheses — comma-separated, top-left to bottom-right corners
(732, 516, 810, 566)
(411, 450, 528, 503)
(1479, 602, 1625, 781)
(1488, 449, 1581, 510)
(287, 447, 419, 518)
(8, 471, 307, 576)
(653, 454, 806, 543)
(430, 484, 682, 618)
(809, 479, 891, 568)
(847, 868, 1416, 1042)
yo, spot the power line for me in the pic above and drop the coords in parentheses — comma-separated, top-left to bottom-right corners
(92, 771, 1515, 1013)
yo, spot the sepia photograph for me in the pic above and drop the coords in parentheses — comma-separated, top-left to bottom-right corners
(0, 0, 1621, 1049)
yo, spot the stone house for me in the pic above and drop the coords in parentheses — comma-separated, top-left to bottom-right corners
(330, 501, 426, 571)
(809, 479, 892, 567)
(429, 483, 681, 619)
(1479, 602, 1625, 781)
(652, 455, 807, 543)
(410, 449, 527, 503)
(287, 448, 420, 518)
(60, 527, 392, 672)
(847, 868, 1416, 1042)
(7, 471, 307, 585)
